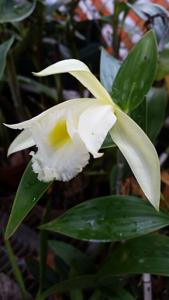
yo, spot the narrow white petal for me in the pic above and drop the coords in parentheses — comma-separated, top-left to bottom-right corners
(31, 136, 89, 182)
(110, 108, 160, 210)
(78, 103, 116, 158)
(8, 129, 35, 156)
(4, 98, 96, 130)
(33, 59, 113, 105)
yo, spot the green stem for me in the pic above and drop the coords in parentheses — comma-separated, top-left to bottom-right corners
(54, 75, 63, 102)
(116, 150, 124, 194)
(5, 239, 29, 300)
(6, 53, 26, 120)
(112, 0, 121, 58)
(35, 200, 52, 299)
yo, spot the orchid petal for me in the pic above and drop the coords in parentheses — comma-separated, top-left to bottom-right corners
(8, 129, 35, 156)
(110, 108, 160, 210)
(31, 136, 90, 182)
(33, 59, 113, 105)
(9, 98, 96, 182)
(4, 98, 96, 130)
(78, 103, 116, 158)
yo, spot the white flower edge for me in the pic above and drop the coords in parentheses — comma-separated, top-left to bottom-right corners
(110, 107, 160, 210)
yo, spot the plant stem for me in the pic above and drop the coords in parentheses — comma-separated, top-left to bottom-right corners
(36, 199, 52, 300)
(112, 0, 120, 58)
(6, 53, 26, 120)
(5, 239, 29, 300)
(116, 150, 124, 194)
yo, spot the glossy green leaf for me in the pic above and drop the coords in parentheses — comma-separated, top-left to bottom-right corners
(5, 161, 51, 240)
(100, 48, 120, 93)
(49, 240, 95, 274)
(100, 234, 169, 276)
(0, 37, 14, 80)
(40, 196, 169, 242)
(0, 0, 36, 23)
(147, 87, 167, 142)
(112, 30, 157, 112)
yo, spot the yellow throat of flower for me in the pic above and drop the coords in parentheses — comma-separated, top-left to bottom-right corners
(48, 119, 71, 148)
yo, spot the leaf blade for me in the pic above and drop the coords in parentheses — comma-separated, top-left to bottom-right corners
(40, 196, 169, 242)
(112, 30, 157, 112)
(5, 161, 51, 239)
(0, 0, 36, 23)
(100, 234, 169, 276)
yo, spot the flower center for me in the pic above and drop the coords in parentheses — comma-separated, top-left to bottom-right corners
(48, 119, 71, 148)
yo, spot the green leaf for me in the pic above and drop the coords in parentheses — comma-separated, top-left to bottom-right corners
(112, 30, 157, 112)
(0, 37, 14, 80)
(101, 133, 115, 149)
(102, 287, 135, 300)
(147, 87, 167, 142)
(5, 161, 51, 240)
(18, 75, 57, 100)
(100, 48, 120, 93)
(39, 274, 128, 300)
(0, 0, 36, 23)
(49, 240, 95, 274)
(100, 234, 169, 276)
(156, 49, 169, 81)
(70, 289, 83, 300)
(131, 97, 147, 132)
(40, 196, 169, 242)
(89, 287, 134, 300)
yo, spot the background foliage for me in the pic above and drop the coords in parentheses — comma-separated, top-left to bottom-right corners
(1, 0, 169, 299)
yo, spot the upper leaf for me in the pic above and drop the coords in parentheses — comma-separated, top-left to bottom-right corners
(112, 30, 157, 112)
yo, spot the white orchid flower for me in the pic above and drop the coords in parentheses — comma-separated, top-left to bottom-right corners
(5, 59, 160, 209)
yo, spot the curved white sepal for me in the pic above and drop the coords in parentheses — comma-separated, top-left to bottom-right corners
(33, 59, 113, 105)
(8, 129, 35, 156)
(4, 98, 96, 130)
(110, 108, 160, 210)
